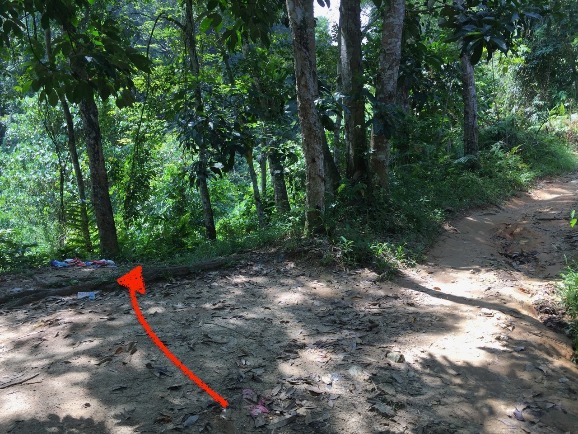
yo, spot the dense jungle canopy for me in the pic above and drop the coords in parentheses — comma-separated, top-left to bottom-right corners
(1, 0, 578, 270)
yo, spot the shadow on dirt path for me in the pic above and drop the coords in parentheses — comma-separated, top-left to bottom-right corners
(1, 175, 578, 434)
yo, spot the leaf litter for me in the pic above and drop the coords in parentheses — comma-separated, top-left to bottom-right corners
(2, 176, 578, 432)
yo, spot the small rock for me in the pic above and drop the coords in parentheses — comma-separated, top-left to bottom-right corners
(321, 374, 333, 385)
(348, 365, 370, 381)
(373, 402, 396, 418)
(386, 352, 405, 363)
(182, 415, 199, 427)
(481, 308, 494, 317)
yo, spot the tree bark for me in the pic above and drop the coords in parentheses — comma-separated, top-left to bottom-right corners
(68, 50, 119, 257)
(369, 0, 405, 190)
(268, 152, 291, 213)
(197, 148, 217, 240)
(246, 149, 267, 228)
(184, 0, 217, 239)
(334, 22, 343, 170)
(323, 132, 340, 195)
(61, 98, 93, 252)
(259, 154, 267, 197)
(340, 0, 367, 181)
(45, 28, 92, 252)
(460, 52, 478, 155)
(285, 0, 325, 233)
(78, 94, 119, 257)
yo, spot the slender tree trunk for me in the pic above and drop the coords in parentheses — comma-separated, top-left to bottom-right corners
(184, 0, 203, 112)
(78, 94, 119, 257)
(369, 0, 405, 190)
(197, 148, 217, 239)
(57, 150, 66, 247)
(246, 150, 266, 228)
(460, 52, 478, 155)
(45, 28, 92, 252)
(334, 22, 343, 169)
(61, 99, 93, 252)
(268, 152, 291, 213)
(69, 53, 118, 257)
(285, 0, 325, 233)
(259, 155, 267, 197)
(323, 132, 340, 195)
(184, 0, 217, 239)
(340, 0, 367, 181)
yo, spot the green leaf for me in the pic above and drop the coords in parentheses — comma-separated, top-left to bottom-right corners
(115, 88, 135, 109)
(209, 12, 222, 29)
(470, 41, 483, 65)
(491, 36, 508, 53)
(128, 52, 151, 73)
(47, 89, 59, 106)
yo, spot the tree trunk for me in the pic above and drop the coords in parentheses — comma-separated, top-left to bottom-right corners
(460, 52, 478, 155)
(68, 51, 118, 257)
(259, 154, 267, 197)
(184, 0, 217, 239)
(268, 152, 291, 213)
(323, 132, 340, 195)
(198, 147, 217, 240)
(334, 22, 343, 170)
(78, 95, 119, 257)
(61, 98, 93, 252)
(246, 150, 266, 228)
(340, 0, 367, 182)
(184, 0, 203, 112)
(369, 0, 405, 190)
(45, 28, 92, 252)
(285, 0, 325, 233)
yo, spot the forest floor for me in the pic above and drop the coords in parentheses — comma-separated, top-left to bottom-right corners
(1, 174, 578, 434)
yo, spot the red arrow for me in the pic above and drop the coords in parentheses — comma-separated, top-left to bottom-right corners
(117, 266, 229, 408)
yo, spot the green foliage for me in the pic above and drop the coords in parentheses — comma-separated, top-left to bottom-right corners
(0, 229, 46, 272)
(439, 0, 542, 65)
(1, 0, 578, 279)
(558, 267, 578, 358)
(323, 112, 577, 275)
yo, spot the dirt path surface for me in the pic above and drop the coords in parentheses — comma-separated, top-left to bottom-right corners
(1, 176, 578, 434)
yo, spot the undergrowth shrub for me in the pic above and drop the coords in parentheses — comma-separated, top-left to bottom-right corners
(558, 267, 578, 360)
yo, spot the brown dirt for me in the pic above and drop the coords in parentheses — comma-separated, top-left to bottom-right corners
(1, 175, 578, 434)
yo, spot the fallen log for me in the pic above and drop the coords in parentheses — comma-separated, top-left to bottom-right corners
(0, 256, 240, 309)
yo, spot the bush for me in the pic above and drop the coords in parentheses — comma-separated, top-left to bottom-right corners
(558, 267, 578, 358)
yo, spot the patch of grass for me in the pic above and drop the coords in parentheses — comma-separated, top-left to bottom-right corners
(0, 228, 48, 273)
(325, 124, 577, 277)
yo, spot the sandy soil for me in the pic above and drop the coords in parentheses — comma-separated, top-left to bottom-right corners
(1, 174, 578, 434)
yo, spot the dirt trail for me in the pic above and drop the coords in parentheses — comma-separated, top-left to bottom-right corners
(1, 175, 578, 434)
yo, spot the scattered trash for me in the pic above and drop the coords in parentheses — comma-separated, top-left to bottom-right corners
(182, 414, 199, 427)
(249, 400, 269, 417)
(77, 292, 96, 300)
(50, 258, 116, 268)
(513, 407, 525, 421)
